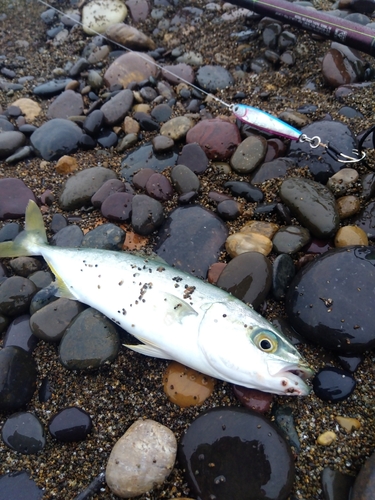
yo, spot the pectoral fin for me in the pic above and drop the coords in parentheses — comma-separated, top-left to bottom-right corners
(124, 343, 172, 359)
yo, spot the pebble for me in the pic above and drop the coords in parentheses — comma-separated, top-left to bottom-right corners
(225, 232, 273, 258)
(224, 181, 264, 202)
(272, 253, 295, 301)
(313, 367, 356, 402)
(327, 168, 359, 195)
(83, 109, 104, 136)
(286, 246, 375, 353)
(351, 451, 375, 500)
(9, 256, 42, 277)
(152, 135, 174, 153)
(131, 194, 164, 235)
(0, 471, 43, 500)
(279, 178, 339, 239)
(216, 252, 272, 309)
(51, 224, 83, 248)
(145, 173, 173, 201)
(233, 385, 273, 413)
(59, 308, 120, 370)
(30, 298, 85, 342)
(160, 116, 193, 140)
(0, 178, 37, 220)
(336, 195, 361, 218)
(240, 220, 279, 239)
(171, 164, 200, 194)
(351, 200, 375, 239)
(322, 48, 359, 88)
(334, 225, 368, 247)
(30, 118, 83, 161)
(162, 63, 195, 85)
(3, 314, 39, 353)
(0, 131, 26, 159)
(177, 143, 209, 174)
(33, 78, 73, 98)
(163, 361, 215, 407)
(272, 225, 311, 254)
(105, 23, 155, 51)
(272, 405, 301, 452)
(186, 118, 241, 160)
(1, 412, 45, 454)
(121, 143, 179, 181)
(104, 52, 158, 88)
(196, 64, 234, 91)
(217, 199, 243, 220)
(48, 407, 93, 442)
(178, 407, 295, 500)
(59, 166, 117, 210)
(11, 98, 41, 121)
(106, 419, 177, 498)
(0, 276, 37, 316)
(47, 89, 83, 119)
(335, 416, 361, 432)
(82, 0, 128, 35)
(317, 431, 337, 446)
(321, 467, 354, 500)
(101, 89, 133, 126)
(251, 157, 297, 184)
(230, 135, 268, 174)
(0, 346, 37, 412)
(55, 155, 78, 174)
(81, 222, 126, 250)
(155, 205, 228, 278)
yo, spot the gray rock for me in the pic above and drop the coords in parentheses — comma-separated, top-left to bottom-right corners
(101, 89, 134, 126)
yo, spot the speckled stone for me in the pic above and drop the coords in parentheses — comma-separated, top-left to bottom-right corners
(230, 135, 268, 174)
(104, 52, 158, 88)
(160, 116, 193, 141)
(82, 0, 128, 34)
(171, 165, 200, 194)
(9, 257, 42, 277)
(336, 195, 361, 218)
(106, 419, 177, 498)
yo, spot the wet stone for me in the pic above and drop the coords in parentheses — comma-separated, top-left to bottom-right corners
(217, 252, 272, 309)
(0, 276, 37, 316)
(131, 194, 164, 236)
(217, 200, 242, 221)
(59, 166, 117, 210)
(279, 178, 339, 239)
(233, 385, 273, 413)
(322, 48, 360, 88)
(152, 134, 174, 153)
(51, 224, 84, 248)
(321, 467, 354, 500)
(29, 284, 59, 315)
(272, 253, 295, 301)
(0, 471, 44, 500)
(132, 168, 154, 189)
(224, 181, 264, 203)
(39, 376, 53, 403)
(272, 405, 301, 453)
(186, 119, 241, 160)
(288, 121, 358, 183)
(30, 118, 83, 161)
(351, 200, 375, 239)
(47, 90, 84, 119)
(145, 173, 173, 201)
(272, 226, 311, 254)
(91, 179, 126, 208)
(313, 367, 356, 402)
(59, 307, 120, 370)
(171, 164, 200, 194)
(0, 346, 37, 412)
(9, 257, 42, 277)
(251, 157, 297, 184)
(0, 178, 37, 220)
(48, 407, 92, 442)
(104, 52, 158, 89)
(230, 135, 268, 174)
(336, 195, 360, 219)
(120, 143, 179, 181)
(160, 116, 193, 141)
(177, 143, 209, 174)
(196, 65, 234, 91)
(225, 232, 273, 258)
(3, 314, 39, 353)
(163, 361, 215, 407)
(286, 246, 375, 353)
(17, 268, 50, 290)
(133, 111, 160, 132)
(81, 223, 126, 250)
(106, 419, 177, 498)
(30, 298, 85, 342)
(0, 131, 26, 159)
(334, 225, 368, 247)
(154, 205, 228, 278)
(178, 407, 295, 500)
(351, 451, 375, 500)
(1, 412, 45, 454)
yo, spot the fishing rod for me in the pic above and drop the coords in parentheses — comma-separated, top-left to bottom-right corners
(34, 0, 365, 162)
(230, 0, 375, 57)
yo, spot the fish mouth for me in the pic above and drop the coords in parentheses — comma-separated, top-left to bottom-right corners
(278, 363, 315, 396)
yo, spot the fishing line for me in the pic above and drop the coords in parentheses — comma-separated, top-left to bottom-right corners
(34, 0, 366, 162)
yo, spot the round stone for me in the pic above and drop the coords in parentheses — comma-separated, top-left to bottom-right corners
(106, 419, 177, 498)
(233, 385, 273, 413)
(178, 407, 295, 500)
(104, 52, 158, 88)
(334, 225, 369, 247)
(196, 65, 234, 92)
(313, 367, 356, 402)
(272, 225, 311, 254)
(0, 131, 26, 159)
(177, 143, 209, 174)
(160, 116, 193, 141)
(3, 314, 39, 353)
(48, 407, 93, 442)
(82, 0, 128, 34)
(0, 276, 37, 316)
(2, 412, 45, 454)
(171, 164, 200, 194)
(225, 232, 273, 258)
(81, 223, 126, 250)
(230, 135, 268, 174)
(0, 346, 37, 412)
(163, 361, 216, 408)
(186, 119, 241, 160)
(131, 194, 164, 236)
(286, 246, 375, 353)
(30, 118, 83, 161)
(336, 195, 361, 219)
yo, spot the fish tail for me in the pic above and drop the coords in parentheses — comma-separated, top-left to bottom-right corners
(0, 200, 47, 258)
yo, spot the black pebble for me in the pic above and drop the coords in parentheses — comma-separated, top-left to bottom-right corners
(313, 367, 356, 402)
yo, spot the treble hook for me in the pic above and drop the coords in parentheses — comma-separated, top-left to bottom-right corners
(298, 134, 366, 163)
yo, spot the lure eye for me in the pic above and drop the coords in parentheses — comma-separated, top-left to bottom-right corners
(254, 331, 278, 354)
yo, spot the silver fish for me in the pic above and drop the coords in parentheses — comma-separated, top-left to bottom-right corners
(0, 201, 313, 395)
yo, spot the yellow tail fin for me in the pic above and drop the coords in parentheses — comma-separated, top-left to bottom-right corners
(0, 200, 47, 258)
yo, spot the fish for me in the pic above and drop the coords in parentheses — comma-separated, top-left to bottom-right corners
(0, 200, 314, 396)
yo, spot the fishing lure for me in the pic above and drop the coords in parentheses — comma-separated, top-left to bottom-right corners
(36, 0, 366, 164)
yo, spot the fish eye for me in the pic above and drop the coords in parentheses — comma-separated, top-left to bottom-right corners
(254, 331, 278, 354)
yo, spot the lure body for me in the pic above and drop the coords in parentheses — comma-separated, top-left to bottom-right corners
(0, 201, 314, 396)
(231, 104, 302, 141)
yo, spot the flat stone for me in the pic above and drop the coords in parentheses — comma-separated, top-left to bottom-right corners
(30, 118, 83, 161)
(47, 89, 84, 119)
